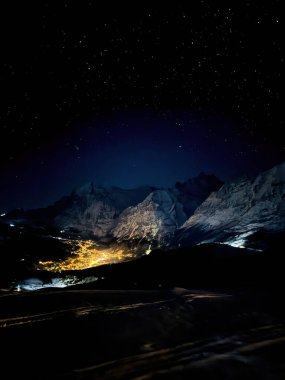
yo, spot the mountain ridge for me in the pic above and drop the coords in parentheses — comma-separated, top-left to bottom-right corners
(2, 162, 284, 254)
(2, 173, 222, 243)
(178, 161, 285, 247)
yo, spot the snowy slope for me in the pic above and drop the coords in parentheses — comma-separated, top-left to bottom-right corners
(178, 162, 285, 246)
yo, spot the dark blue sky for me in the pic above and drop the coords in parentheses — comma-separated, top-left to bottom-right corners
(0, 3, 284, 211)
(1, 110, 283, 211)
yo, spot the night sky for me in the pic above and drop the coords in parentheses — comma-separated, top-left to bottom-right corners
(0, 2, 284, 211)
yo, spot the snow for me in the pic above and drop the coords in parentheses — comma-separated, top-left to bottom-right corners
(54, 185, 154, 238)
(16, 275, 99, 291)
(52, 174, 220, 247)
(5, 164, 284, 253)
(179, 161, 285, 245)
(112, 190, 187, 245)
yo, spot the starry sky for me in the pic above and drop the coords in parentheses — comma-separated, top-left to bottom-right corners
(0, 1, 284, 211)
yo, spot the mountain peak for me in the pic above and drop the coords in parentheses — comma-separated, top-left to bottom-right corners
(175, 172, 223, 192)
(174, 173, 223, 217)
(179, 161, 285, 247)
(112, 189, 187, 246)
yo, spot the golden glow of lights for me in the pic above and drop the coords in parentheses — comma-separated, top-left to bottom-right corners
(37, 239, 133, 272)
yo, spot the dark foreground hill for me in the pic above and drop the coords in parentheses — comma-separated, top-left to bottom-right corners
(1, 287, 285, 379)
(1, 231, 285, 379)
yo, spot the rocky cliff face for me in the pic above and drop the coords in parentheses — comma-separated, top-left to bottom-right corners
(53, 185, 154, 239)
(178, 162, 285, 247)
(111, 174, 223, 248)
(112, 190, 187, 246)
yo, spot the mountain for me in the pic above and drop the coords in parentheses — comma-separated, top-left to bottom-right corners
(53, 184, 154, 239)
(174, 172, 223, 217)
(178, 161, 285, 247)
(2, 163, 284, 253)
(112, 189, 187, 247)
(3, 173, 222, 244)
(1, 164, 285, 283)
(112, 174, 223, 248)
(2, 184, 154, 240)
(56, 173, 222, 244)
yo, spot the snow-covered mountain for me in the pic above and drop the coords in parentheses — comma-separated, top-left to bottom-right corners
(178, 162, 285, 247)
(54, 184, 154, 239)
(112, 189, 187, 246)
(111, 174, 223, 248)
(2, 173, 222, 246)
(2, 162, 285, 274)
(58, 173, 222, 243)
(6, 162, 285, 251)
